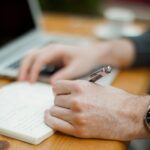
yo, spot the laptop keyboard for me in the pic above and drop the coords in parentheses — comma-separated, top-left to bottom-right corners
(8, 59, 21, 69)
(6, 34, 92, 78)
(8, 58, 58, 77)
(7, 39, 57, 70)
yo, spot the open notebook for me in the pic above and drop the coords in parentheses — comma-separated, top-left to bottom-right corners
(0, 69, 118, 145)
(0, 82, 55, 145)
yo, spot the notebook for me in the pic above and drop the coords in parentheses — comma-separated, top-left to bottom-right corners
(0, 82, 55, 145)
(0, 69, 118, 145)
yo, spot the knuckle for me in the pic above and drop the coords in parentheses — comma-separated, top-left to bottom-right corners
(72, 82, 82, 93)
(74, 127, 89, 138)
(73, 80, 89, 93)
(71, 97, 88, 112)
(73, 114, 86, 125)
(71, 98, 82, 111)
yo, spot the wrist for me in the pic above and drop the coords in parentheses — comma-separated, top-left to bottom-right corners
(88, 42, 113, 67)
(92, 39, 136, 68)
(138, 96, 150, 138)
(109, 39, 136, 68)
(126, 95, 150, 140)
(91, 41, 118, 67)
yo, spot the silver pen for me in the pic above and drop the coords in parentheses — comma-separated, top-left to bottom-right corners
(88, 66, 112, 83)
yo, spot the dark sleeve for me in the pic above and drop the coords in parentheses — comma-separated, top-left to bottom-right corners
(129, 29, 150, 67)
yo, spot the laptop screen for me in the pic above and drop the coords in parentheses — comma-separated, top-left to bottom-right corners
(0, 0, 35, 47)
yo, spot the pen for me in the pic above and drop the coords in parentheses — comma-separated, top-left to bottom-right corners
(88, 66, 112, 83)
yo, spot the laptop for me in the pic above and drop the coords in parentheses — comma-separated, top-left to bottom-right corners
(0, 0, 93, 80)
(0, 0, 118, 84)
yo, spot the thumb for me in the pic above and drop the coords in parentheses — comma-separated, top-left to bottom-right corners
(50, 62, 80, 83)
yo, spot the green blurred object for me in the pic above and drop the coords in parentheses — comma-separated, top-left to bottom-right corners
(39, 0, 103, 16)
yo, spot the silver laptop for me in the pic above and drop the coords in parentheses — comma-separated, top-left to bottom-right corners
(0, 0, 92, 79)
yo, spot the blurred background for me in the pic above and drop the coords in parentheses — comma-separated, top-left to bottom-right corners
(39, 0, 150, 20)
(39, 0, 102, 16)
(39, 0, 150, 39)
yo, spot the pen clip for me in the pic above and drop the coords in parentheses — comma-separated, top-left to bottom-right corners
(88, 66, 112, 82)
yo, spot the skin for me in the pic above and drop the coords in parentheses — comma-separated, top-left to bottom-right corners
(18, 39, 150, 140)
(18, 39, 135, 84)
(45, 80, 150, 141)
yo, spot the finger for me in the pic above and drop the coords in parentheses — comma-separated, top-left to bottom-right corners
(19, 46, 63, 81)
(29, 49, 65, 82)
(18, 51, 38, 81)
(29, 54, 48, 82)
(54, 95, 72, 108)
(50, 106, 73, 123)
(45, 110, 74, 135)
(52, 80, 78, 95)
(50, 61, 81, 83)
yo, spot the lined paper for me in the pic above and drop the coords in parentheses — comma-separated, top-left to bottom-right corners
(0, 82, 54, 144)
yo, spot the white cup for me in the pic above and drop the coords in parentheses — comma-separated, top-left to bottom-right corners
(104, 7, 135, 37)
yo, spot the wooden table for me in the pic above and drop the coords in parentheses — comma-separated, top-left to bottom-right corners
(0, 14, 150, 150)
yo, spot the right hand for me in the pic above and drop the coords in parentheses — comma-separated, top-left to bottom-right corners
(45, 80, 150, 140)
(18, 43, 111, 84)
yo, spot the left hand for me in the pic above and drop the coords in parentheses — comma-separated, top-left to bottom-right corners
(45, 80, 150, 141)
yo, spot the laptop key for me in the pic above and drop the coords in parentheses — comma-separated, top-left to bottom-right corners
(8, 59, 21, 69)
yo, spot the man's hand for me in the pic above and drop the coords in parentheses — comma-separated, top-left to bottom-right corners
(18, 43, 112, 83)
(45, 80, 150, 141)
(18, 39, 135, 84)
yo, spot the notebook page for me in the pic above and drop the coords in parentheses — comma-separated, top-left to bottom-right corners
(0, 82, 54, 144)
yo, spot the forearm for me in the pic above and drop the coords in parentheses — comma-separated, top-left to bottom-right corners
(108, 39, 136, 68)
(94, 30, 150, 68)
